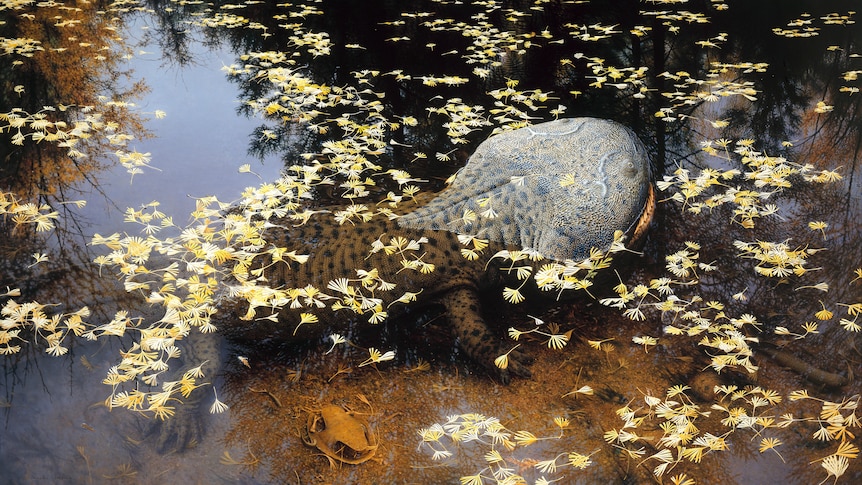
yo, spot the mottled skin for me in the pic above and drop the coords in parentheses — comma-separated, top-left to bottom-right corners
(217, 208, 536, 377)
(399, 118, 653, 261)
(153, 118, 654, 452)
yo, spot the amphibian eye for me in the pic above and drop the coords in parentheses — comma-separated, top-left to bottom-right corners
(622, 159, 639, 176)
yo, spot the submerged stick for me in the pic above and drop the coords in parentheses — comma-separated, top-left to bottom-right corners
(758, 346, 847, 388)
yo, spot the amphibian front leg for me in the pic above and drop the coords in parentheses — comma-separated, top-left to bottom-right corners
(440, 286, 532, 383)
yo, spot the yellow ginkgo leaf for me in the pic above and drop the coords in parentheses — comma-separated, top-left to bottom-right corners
(493, 353, 509, 370)
(513, 430, 537, 446)
(815, 301, 834, 320)
(502, 287, 525, 304)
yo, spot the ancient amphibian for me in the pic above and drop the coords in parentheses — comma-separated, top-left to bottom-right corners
(154, 117, 654, 451)
(219, 117, 654, 375)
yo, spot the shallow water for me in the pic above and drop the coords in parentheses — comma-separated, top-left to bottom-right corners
(2, 1, 861, 484)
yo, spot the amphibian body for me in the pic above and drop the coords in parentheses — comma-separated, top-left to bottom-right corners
(219, 117, 654, 380)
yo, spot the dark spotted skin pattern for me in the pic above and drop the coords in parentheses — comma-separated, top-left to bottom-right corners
(222, 176, 653, 383)
(216, 200, 534, 382)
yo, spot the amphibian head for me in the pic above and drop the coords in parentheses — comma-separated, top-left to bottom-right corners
(398, 117, 653, 261)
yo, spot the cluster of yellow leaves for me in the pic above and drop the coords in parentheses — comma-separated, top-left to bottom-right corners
(507, 315, 573, 351)
(486, 231, 627, 306)
(115, 149, 158, 181)
(773, 11, 856, 38)
(486, 80, 553, 129)
(0, 35, 42, 56)
(788, 391, 861, 484)
(602, 241, 763, 374)
(838, 296, 862, 333)
(428, 0, 760, 130)
(512, 231, 626, 303)
(420, 74, 469, 87)
(199, 12, 252, 30)
(0, 190, 59, 232)
(734, 239, 824, 278)
(426, 98, 492, 145)
(90, 162, 431, 405)
(204, 0, 581, 171)
(607, 384, 842, 480)
(225, 60, 433, 201)
(0, 293, 90, 357)
(642, 8, 711, 29)
(565, 22, 620, 42)
(732, 241, 861, 337)
(87, 191, 305, 401)
(0, 0, 155, 192)
(606, 385, 728, 479)
(486, 248, 543, 305)
(605, 382, 861, 482)
(89, 202, 234, 413)
(418, 413, 592, 485)
(369, 233, 435, 275)
(285, 27, 331, 57)
(0, 0, 38, 10)
(561, 55, 650, 97)
(106, 356, 208, 420)
(654, 63, 763, 122)
(0, 191, 90, 357)
(210, 7, 485, 203)
(777, 11, 862, 115)
(0, 191, 74, 355)
(658, 138, 842, 228)
(711, 385, 784, 444)
(0, 106, 128, 160)
(420, 14, 548, 68)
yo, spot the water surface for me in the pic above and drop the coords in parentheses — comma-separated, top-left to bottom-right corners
(2, 1, 860, 484)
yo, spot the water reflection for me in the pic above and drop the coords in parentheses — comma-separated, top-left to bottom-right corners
(0, 0, 149, 201)
(1, 1, 275, 483)
(2, 0, 861, 484)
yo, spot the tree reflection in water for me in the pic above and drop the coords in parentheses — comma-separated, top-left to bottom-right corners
(0, 0, 152, 339)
